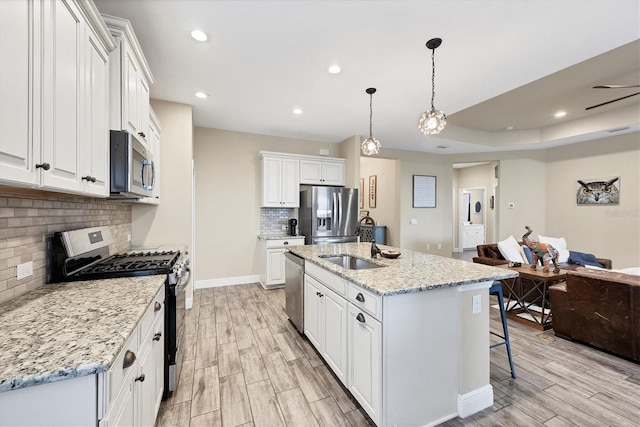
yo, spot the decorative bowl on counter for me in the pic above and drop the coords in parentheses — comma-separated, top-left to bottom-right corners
(380, 250, 401, 259)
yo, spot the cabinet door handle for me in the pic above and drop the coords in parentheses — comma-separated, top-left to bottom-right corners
(356, 313, 366, 323)
(283, 241, 289, 245)
(153, 332, 162, 341)
(123, 350, 136, 369)
(154, 301, 162, 312)
(138, 132, 146, 138)
(81, 176, 96, 182)
(135, 373, 145, 382)
(35, 162, 50, 170)
(355, 293, 365, 302)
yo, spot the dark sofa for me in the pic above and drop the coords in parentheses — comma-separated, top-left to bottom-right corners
(549, 268, 640, 363)
(473, 243, 612, 270)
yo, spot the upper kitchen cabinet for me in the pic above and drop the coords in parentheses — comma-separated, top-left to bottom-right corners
(259, 153, 300, 208)
(102, 14, 154, 147)
(300, 158, 345, 186)
(0, 0, 115, 196)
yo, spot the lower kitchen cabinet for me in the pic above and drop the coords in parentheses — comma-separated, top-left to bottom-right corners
(347, 304, 382, 423)
(304, 274, 348, 385)
(259, 237, 304, 289)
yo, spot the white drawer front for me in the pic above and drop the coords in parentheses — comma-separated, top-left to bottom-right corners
(306, 262, 346, 297)
(266, 238, 305, 248)
(107, 328, 138, 408)
(138, 288, 164, 347)
(348, 283, 382, 321)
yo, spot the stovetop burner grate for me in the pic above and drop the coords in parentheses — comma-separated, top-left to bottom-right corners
(72, 250, 181, 279)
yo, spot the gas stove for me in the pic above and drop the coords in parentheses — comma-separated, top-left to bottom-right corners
(49, 226, 191, 400)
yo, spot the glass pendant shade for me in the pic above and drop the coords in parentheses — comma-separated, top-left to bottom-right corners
(418, 108, 447, 135)
(361, 87, 381, 156)
(361, 137, 381, 156)
(419, 38, 446, 135)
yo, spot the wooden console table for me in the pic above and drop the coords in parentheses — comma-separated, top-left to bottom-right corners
(495, 264, 567, 330)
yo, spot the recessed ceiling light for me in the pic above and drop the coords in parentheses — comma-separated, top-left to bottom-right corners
(504, 126, 514, 131)
(191, 30, 208, 42)
(554, 111, 567, 118)
(195, 91, 208, 99)
(293, 108, 303, 115)
(327, 65, 341, 74)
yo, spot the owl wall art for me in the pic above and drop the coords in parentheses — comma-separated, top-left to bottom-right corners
(576, 177, 620, 205)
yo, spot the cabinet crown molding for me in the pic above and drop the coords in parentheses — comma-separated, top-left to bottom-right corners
(258, 151, 345, 162)
(77, 0, 116, 52)
(101, 14, 155, 84)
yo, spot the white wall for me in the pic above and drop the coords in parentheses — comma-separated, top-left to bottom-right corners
(132, 100, 194, 299)
(193, 128, 341, 282)
(360, 157, 400, 246)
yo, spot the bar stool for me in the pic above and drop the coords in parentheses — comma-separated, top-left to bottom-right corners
(489, 281, 516, 378)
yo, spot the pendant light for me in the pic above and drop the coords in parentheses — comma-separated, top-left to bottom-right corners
(418, 38, 447, 135)
(361, 88, 381, 156)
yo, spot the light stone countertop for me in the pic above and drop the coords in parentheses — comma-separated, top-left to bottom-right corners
(258, 234, 305, 240)
(0, 275, 165, 393)
(288, 242, 518, 296)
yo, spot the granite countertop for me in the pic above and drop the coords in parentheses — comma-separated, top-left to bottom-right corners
(0, 275, 165, 393)
(258, 233, 305, 240)
(288, 242, 518, 296)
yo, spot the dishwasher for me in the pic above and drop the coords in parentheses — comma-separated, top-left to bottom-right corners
(284, 251, 305, 333)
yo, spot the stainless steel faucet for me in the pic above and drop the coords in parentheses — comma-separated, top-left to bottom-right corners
(371, 240, 381, 258)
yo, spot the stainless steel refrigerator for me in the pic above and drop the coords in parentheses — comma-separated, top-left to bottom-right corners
(299, 185, 359, 245)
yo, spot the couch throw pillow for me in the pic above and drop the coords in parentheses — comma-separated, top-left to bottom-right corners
(538, 235, 570, 263)
(497, 235, 526, 263)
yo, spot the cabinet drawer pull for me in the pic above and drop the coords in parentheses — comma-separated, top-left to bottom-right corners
(35, 162, 50, 170)
(135, 374, 145, 382)
(153, 332, 162, 341)
(154, 301, 162, 312)
(138, 132, 146, 138)
(355, 293, 365, 302)
(283, 241, 289, 245)
(123, 350, 136, 369)
(356, 313, 366, 323)
(82, 176, 96, 182)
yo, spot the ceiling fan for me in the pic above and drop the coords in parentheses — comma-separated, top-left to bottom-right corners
(586, 84, 640, 110)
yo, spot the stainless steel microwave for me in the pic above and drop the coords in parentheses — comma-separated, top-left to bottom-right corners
(109, 130, 154, 199)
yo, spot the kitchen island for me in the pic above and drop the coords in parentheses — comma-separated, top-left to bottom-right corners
(288, 242, 518, 426)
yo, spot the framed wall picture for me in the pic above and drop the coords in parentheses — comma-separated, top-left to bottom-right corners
(576, 176, 620, 205)
(359, 178, 364, 209)
(413, 175, 436, 208)
(369, 175, 377, 208)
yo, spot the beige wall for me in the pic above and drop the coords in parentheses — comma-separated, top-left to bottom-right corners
(543, 133, 639, 268)
(193, 128, 341, 282)
(132, 100, 194, 298)
(360, 157, 400, 246)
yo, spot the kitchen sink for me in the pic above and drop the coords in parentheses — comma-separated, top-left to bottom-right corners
(319, 255, 384, 270)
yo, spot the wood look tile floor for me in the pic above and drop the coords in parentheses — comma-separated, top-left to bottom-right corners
(156, 284, 640, 427)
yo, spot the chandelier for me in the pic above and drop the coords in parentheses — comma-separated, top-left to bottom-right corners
(361, 87, 381, 156)
(418, 38, 447, 135)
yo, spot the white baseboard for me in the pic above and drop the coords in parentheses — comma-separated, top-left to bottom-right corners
(195, 275, 261, 289)
(186, 297, 193, 309)
(457, 384, 493, 418)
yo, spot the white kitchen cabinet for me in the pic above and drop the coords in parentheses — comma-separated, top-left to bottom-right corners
(259, 154, 300, 207)
(259, 237, 304, 289)
(347, 304, 382, 424)
(303, 272, 348, 385)
(103, 14, 154, 147)
(300, 158, 345, 186)
(462, 224, 485, 249)
(0, 0, 114, 196)
(101, 287, 164, 427)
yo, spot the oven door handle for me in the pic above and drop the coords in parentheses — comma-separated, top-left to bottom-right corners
(175, 267, 191, 296)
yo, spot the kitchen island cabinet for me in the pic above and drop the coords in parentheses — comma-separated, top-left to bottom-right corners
(0, 276, 165, 426)
(289, 243, 517, 426)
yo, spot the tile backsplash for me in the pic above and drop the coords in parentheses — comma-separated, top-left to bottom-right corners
(260, 207, 296, 235)
(0, 187, 132, 304)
